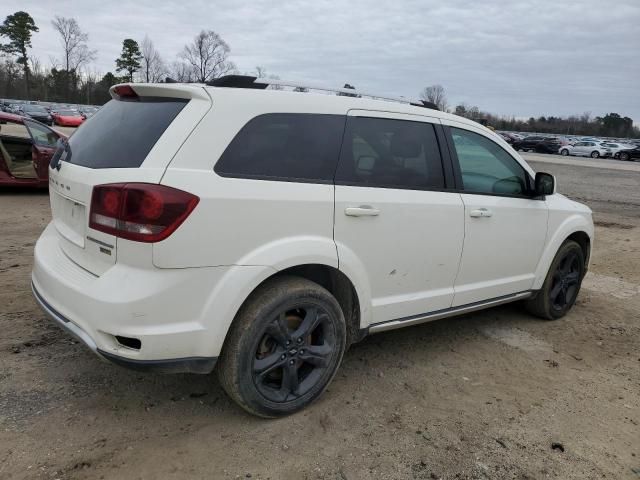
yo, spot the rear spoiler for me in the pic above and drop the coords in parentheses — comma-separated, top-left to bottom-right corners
(109, 83, 210, 102)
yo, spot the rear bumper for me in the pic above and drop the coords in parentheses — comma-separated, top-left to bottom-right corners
(31, 222, 229, 372)
(32, 282, 217, 374)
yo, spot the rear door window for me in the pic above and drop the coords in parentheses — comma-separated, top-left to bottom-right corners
(64, 98, 187, 168)
(335, 116, 445, 190)
(214, 113, 346, 182)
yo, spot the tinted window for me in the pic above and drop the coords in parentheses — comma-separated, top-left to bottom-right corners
(335, 116, 445, 190)
(65, 98, 187, 169)
(215, 114, 345, 182)
(451, 127, 529, 196)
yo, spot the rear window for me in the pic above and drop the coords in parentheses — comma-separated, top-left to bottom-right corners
(214, 113, 346, 182)
(65, 98, 187, 169)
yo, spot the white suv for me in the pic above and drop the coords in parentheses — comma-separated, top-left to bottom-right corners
(32, 77, 593, 417)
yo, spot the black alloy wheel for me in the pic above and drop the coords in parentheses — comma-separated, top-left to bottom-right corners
(524, 240, 585, 320)
(252, 305, 336, 402)
(217, 276, 346, 417)
(548, 250, 582, 312)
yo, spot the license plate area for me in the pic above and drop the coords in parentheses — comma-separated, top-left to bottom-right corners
(51, 190, 86, 248)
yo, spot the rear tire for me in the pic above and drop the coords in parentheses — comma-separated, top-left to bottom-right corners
(525, 240, 585, 320)
(217, 275, 346, 417)
(619, 152, 630, 161)
(560, 149, 569, 156)
(590, 151, 600, 158)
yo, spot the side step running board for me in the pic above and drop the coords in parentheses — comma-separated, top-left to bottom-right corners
(368, 291, 533, 334)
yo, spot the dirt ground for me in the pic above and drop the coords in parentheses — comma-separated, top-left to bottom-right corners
(0, 157, 638, 480)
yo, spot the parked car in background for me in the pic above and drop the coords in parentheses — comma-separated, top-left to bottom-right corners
(32, 78, 593, 417)
(512, 136, 561, 153)
(599, 142, 635, 157)
(614, 146, 640, 161)
(7, 103, 23, 114)
(79, 107, 99, 119)
(18, 104, 53, 126)
(0, 111, 64, 188)
(497, 131, 517, 144)
(51, 109, 84, 127)
(559, 141, 612, 158)
(555, 136, 573, 146)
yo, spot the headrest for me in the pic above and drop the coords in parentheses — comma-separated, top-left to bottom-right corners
(390, 131, 421, 158)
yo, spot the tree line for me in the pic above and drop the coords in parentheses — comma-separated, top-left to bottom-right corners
(0, 10, 236, 105)
(420, 85, 639, 138)
(1, 10, 638, 138)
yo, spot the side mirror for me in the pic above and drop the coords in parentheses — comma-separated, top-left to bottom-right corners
(534, 172, 555, 196)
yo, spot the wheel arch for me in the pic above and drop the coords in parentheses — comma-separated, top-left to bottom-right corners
(532, 216, 593, 289)
(566, 230, 591, 269)
(208, 262, 367, 359)
(270, 264, 364, 347)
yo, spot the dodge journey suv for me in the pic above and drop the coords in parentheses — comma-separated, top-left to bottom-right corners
(32, 76, 593, 417)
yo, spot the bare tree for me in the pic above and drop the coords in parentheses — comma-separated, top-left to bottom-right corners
(420, 84, 448, 112)
(180, 30, 235, 83)
(51, 16, 96, 100)
(140, 35, 166, 82)
(51, 16, 96, 72)
(254, 65, 267, 78)
(252, 65, 282, 89)
(169, 60, 192, 82)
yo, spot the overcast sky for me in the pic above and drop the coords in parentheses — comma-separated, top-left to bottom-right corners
(5, 0, 640, 122)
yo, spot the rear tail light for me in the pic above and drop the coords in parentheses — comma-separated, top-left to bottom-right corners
(89, 183, 199, 243)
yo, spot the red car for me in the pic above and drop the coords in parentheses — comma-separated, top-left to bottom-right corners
(51, 109, 84, 127)
(0, 112, 64, 188)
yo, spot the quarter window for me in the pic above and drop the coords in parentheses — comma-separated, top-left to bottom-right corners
(214, 113, 345, 182)
(335, 116, 445, 190)
(450, 127, 530, 196)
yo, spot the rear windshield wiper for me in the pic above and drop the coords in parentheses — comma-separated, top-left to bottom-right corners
(50, 137, 71, 170)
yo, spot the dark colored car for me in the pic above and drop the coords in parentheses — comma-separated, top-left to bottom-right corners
(497, 132, 517, 144)
(615, 146, 640, 162)
(19, 104, 54, 125)
(0, 111, 64, 188)
(512, 136, 561, 154)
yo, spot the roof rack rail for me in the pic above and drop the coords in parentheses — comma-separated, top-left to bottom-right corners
(206, 75, 438, 110)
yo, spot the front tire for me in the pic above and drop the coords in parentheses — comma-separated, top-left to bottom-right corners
(560, 149, 569, 156)
(619, 152, 630, 161)
(525, 240, 585, 320)
(217, 276, 346, 417)
(590, 151, 600, 158)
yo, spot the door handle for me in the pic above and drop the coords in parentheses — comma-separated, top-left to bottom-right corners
(345, 206, 380, 217)
(469, 208, 493, 218)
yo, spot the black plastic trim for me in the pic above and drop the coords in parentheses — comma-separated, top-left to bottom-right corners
(33, 283, 70, 323)
(98, 349, 217, 374)
(372, 290, 532, 329)
(207, 75, 268, 89)
(434, 123, 456, 189)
